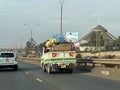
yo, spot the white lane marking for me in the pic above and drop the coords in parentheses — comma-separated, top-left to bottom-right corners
(36, 78, 43, 83)
(25, 72, 43, 83)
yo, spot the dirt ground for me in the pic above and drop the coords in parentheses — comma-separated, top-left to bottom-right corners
(76, 65, 120, 81)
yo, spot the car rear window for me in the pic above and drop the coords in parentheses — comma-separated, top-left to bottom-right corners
(0, 53, 15, 57)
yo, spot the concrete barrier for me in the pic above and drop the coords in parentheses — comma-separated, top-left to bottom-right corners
(80, 51, 120, 58)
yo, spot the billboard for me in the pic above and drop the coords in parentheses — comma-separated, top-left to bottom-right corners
(66, 32, 78, 42)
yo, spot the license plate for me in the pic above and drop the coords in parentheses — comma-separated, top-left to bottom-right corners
(61, 64, 66, 68)
(6, 59, 9, 62)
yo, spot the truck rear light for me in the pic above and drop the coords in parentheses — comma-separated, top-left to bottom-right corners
(52, 53, 57, 58)
(69, 52, 74, 57)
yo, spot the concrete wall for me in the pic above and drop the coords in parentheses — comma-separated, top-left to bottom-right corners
(80, 51, 120, 58)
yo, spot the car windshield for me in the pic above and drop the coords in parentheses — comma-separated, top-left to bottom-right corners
(0, 53, 14, 57)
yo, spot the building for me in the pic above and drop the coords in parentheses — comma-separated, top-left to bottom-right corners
(77, 25, 117, 51)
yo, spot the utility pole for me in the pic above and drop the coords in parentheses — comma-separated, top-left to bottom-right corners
(59, 0, 65, 35)
(24, 24, 39, 40)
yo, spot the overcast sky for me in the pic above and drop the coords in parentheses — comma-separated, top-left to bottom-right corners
(0, 0, 120, 48)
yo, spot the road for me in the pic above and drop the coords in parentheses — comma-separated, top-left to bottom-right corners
(0, 61, 119, 90)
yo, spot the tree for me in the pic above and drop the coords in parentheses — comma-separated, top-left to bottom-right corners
(24, 38, 36, 56)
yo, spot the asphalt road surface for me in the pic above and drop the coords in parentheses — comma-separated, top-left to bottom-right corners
(0, 61, 119, 90)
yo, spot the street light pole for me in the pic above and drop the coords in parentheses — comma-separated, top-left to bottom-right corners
(24, 24, 39, 40)
(16, 35, 26, 49)
(59, 0, 65, 35)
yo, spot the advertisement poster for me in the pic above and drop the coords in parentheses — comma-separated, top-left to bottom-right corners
(66, 32, 78, 42)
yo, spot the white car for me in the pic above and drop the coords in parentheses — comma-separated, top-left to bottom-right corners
(0, 52, 18, 70)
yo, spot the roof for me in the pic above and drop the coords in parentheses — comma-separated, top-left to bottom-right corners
(92, 25, 107, 32)
(77, 25, 117, 43)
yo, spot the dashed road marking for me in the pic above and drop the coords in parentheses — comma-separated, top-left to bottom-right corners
(36, 78, 43, 83)
(25, 71, 44, 83)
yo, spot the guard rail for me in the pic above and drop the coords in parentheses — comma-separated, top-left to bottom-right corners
(76, 58, 120, 69)
(18, 57, 120, 69)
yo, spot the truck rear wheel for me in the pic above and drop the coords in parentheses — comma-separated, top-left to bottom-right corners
(42, 64, 46, 72)
(66, 68, 73, 73)
(69, 69, 73, 73)
(47, 65, 52, 74)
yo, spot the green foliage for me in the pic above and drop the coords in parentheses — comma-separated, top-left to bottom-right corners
(24, 38, 36, 56)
